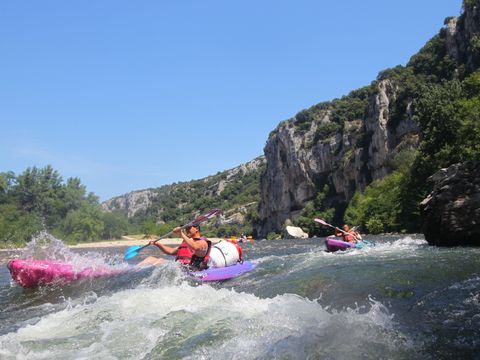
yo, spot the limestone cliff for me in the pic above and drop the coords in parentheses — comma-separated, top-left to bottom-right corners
(102, 189, 156, 218)
(257, 81, 419, 237)
(256, 2, 480, 237)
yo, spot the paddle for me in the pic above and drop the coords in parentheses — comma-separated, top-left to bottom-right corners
(314, 218, 346, 234)
(124, 208, 221, 260)
(313, 218, 363, 241)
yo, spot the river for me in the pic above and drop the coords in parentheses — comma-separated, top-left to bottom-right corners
(0, 234, 479, 359)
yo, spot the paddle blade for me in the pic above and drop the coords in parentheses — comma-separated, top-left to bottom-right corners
(124, 245, 142, 260)
(191, 208, 221, 225)
(314, 218, 328, 226)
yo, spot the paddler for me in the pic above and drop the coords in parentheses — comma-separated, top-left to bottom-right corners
(139, 224, 242, 270)
(334, 224, 361, 243)
(138, 224, 207, 268)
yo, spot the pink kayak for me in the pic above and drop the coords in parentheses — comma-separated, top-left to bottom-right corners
(7, 259, 131, 288)
(8, 259, 256, 288)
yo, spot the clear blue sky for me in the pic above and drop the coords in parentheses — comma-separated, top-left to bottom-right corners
(0, 0, 462, 201)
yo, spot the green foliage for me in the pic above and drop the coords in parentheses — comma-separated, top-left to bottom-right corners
(313, 122, 341, 142)
(0, 165, 131, 247)
(365, 217, 385, 235)
(0, 203, 43, 247)
(463, 0, 480, 10)
(408, 32, 457, 81)
(101, 210, 130, 239)
(266, 232, 281, 240)
(61, 204, 105, 242)
(344, 171, 405, 234)
(294, 185, 335, 236)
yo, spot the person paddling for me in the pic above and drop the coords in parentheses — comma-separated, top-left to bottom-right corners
(139, 224, 242, 270)
(138, 224, 209, 268)
(335, 224, 361, 244)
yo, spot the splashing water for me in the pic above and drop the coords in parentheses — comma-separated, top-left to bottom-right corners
(19, 231, 128, 273)
(1, 234, 479, 359)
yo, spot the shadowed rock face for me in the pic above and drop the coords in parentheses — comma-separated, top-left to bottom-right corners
(256, 80, 419, 237)
(421, 162, 480, 246)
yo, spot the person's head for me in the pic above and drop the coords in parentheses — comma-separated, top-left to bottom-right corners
(342, 224, 350, 232)
(185, 224, 201, 237)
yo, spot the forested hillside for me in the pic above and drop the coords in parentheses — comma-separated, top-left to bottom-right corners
(103, 157, 266, 238)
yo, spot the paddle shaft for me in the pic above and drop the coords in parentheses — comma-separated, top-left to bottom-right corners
(125, 209, 221, 259)
(139, 218, 205, 250)
(314, 218, 364, 241)
(314, 219, 349, 235)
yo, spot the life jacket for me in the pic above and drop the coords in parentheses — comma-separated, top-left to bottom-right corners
(189, 239, 212, 271)
(342, 232, 356, 243)
(175, 240, 194, 265)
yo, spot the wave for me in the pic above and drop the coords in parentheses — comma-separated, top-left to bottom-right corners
(0, 278, 416, 360)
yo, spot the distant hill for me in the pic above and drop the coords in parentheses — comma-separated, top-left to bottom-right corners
(102, 156, 265, 236)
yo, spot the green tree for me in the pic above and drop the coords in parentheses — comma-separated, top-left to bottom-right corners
(61, 204, 105, 242)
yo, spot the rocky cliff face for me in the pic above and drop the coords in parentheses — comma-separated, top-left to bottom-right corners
(421, 162, 480, 246)
(102, 189, 157, 218)
(256, 2, 480, 237)
(103, 157, 265, 225)
(445, 4, 480, 72)
(257, 81, 419, 237)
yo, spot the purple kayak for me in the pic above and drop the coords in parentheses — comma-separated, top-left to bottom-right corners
(189, 261, 256, 282)
(325, 237, 362, 252)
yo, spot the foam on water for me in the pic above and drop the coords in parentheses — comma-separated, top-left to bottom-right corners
(0, 272, 416, 360)
(18, 231, 130, 273)
(3, 235, 479, 358)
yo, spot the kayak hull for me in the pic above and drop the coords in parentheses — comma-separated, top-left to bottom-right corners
(8, 259, 256, 288)
(7, 259, 130, 288)
(189, 261, 256, 282)
(325, 237, 369, 252)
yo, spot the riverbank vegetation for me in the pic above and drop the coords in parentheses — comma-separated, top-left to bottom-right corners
(0, 166, 129, 248)
(0, 161, 265, 248)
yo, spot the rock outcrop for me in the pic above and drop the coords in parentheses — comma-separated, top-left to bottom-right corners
(257, 80, 419, 237)
(420, 162, 480, 246)
(102, 189, 156, 217)
(445, 4, 480, 73)
(103, 157, 265, 225)
(283, 226, 309, 239)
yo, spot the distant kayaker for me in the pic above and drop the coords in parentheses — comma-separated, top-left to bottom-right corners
(335, 224, 360, 243)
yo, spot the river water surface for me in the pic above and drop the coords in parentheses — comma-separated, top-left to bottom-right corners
(1, 235, 479, 359)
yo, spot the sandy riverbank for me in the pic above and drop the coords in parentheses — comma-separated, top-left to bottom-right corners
(0, 237, 225, 252)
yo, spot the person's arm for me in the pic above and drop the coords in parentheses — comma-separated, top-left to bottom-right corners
(354, 231, 362, 241)
(335, 228, 342, 237)
(173, 227, 208, 253)
(150, 241, 178, 256)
